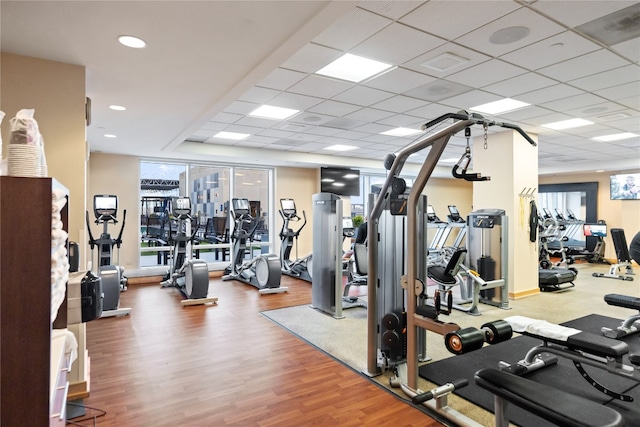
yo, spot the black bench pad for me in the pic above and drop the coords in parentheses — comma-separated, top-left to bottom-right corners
(475, 368, 624, 427)
(605, 294, 640, 310)
(566, 331, 629, 358)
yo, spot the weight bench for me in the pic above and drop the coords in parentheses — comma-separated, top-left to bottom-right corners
(500, 316, 640, 401)
(602, 294, 640, 339)
(475, 368, 624, 427)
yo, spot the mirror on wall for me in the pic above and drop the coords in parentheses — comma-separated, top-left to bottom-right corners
(538, 182, 598, 252)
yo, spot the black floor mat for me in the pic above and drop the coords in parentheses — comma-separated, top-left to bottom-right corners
(419, 314, 640, 427)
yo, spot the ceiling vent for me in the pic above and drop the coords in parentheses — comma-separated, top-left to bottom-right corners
(575, 3, 640, 46)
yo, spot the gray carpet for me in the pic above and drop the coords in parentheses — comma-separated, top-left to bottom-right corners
(261, 303, 368, 370)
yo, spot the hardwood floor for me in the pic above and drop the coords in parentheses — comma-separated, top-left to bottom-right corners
(80, 275, 443, 426)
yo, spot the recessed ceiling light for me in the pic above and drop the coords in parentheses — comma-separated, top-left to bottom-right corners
(109, 105, 126, 111)
(118, 35, 146, 49)
(316, 53, 393, 83)
(381, 127, 422, 137)
(470, 98, 530, 115)
(596, 170, 605, 173)
(213, 131, 250, 141)
(343, 173, 359, 179)
(249, 105, 299, 120)
(104, 134, 117, 138)
(541, 118, 594, 130)
(592, 132, 639, 142)
(324, 144, 357, 152)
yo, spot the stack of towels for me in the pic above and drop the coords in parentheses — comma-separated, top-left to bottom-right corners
(51, 188, 70, 324)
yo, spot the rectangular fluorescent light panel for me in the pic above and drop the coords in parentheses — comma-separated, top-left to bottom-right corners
(324, 144, 357, 152)
(381, 127, 422, 137)
(214, 131, 250, 140)
(592, 132, 639, 142)
(316, 53, 393, 83)
(541, 118, 594, 130)
(470, 98, 530, 115)
(249, 105, 299, 120)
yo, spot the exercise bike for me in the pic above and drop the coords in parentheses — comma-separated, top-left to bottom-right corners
(161, 197, 217, 306)
(222, 198, 286, 294)
(278, 198, 312, 282)
(86, 194, 131, 318)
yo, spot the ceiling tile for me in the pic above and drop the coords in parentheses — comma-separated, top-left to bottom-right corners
(517, 84, 584, 105)
(332, 85, 394, 106)
(438, 90, 502, 111)
(370, 95, 426, 113)
(358, 0, 423, 20)
(266, 91, 324, 110)
(447, 59, 527, 88)
(399, 1, 519, 41)
(483, 72, 558, 98)
(500, 31, 600, 70)
(569, 65, 640, 92)
(343, 108, 395, 122)
(611, 37, 640, 62)
(539, 93, 607, 113)
(238, 86, 281, 104)
(280, 43, 342, 73)
(287, 74, 354, 99)
(363, 67, 437, 93)
(594, 82, 640, 102)
(351, 22, 447, 65)
(376, 113, 425, 127)
(312, 7, 391, 51)
(256, 68, 307, 91)
(455, 8, 566, 57)
(536, 49, 630, 82)
(307, 100, 362, 116)
(403, 79, 474, 102)
(529, 1, 637, 28)
(289, 112, 336, 126)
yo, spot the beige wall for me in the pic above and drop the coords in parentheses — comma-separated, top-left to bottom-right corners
(87, 153, 140, 271)
(275, 166, 318, 257)
(540, 172, 640, 261)
(1, 52, 87, 253)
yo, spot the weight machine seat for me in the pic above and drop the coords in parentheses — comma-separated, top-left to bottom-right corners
(353, 243, 368, 276)
(605, 294, 640, 310)
(505, 316, 629, 358)
(427, 248, 466, 285)
(475, 368, 624, 427)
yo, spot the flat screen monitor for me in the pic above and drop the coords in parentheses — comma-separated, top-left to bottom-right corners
(448, 205, 461, 220)
(583, 223, 607, 237)
(320, 167, 360, 197)
(94, 195, 117, 218)
(610, 172, 640, 200)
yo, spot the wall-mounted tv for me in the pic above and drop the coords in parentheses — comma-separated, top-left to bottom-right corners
(610, 172, 640, 200)
(320, 167, 360, 197)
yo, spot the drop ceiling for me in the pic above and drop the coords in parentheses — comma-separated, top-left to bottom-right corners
(1, 0, 639, 176)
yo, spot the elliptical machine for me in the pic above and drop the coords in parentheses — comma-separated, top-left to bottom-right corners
(86, 194, 131, 318)
(278, 198, 312, 282)
(161, 197, 217, 306)
(222, 198, 286, 294)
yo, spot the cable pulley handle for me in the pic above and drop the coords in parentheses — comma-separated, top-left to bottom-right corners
(498, 122, 537, 146)
(451, 149, 490, 182)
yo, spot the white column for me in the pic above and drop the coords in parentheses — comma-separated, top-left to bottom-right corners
(472, 130, 539, 298)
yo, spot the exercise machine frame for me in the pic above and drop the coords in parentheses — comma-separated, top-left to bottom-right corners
(86, 194, 131, 318)
(161, 197, 217, 306)
(222, 198, 286, 294)
(278, 198, 312, 282)
(364, 111, 536, 426)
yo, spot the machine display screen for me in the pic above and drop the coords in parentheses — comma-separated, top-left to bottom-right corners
(280, 199, 296, 215)
(94, 195, 117, 217)
(173, 197, 191, 216)
(234, 198, 250, 211)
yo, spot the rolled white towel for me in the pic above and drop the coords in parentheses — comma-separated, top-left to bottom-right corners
(504, 316, 580, 341)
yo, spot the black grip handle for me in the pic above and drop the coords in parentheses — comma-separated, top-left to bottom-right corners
(411, 378, 469, 404)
